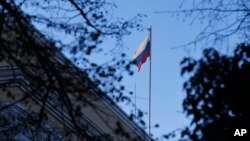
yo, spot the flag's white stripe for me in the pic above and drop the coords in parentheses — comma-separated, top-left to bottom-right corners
(132, 33, 150, 61)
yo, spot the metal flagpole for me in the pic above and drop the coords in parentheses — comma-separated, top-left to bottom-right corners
(149, 26, 152, 136)
(134, 82, 137, 122)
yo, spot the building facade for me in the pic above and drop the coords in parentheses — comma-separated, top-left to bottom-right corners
(0, 9, 152, 141)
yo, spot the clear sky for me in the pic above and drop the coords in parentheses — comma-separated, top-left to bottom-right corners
(109, 0, 205, 139)
(104, 0, 237, 140)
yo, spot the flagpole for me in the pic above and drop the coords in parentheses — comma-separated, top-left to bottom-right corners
(149, 26, 152, 136)
(134, 82, 137, 122)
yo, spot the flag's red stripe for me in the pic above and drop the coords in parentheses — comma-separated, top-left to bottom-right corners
(136, 48, 150, 72)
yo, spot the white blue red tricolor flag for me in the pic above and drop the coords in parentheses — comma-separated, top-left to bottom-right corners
(132, 32, 151, 72)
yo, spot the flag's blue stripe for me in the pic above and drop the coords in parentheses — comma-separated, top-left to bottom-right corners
(134, 41, 150, 65)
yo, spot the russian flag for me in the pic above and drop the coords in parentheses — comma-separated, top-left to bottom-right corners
(132, 33, 151, 72)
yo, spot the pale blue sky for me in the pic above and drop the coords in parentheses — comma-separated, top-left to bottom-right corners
(111, 0, 204, 139)
(108, 0, 238, 139)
